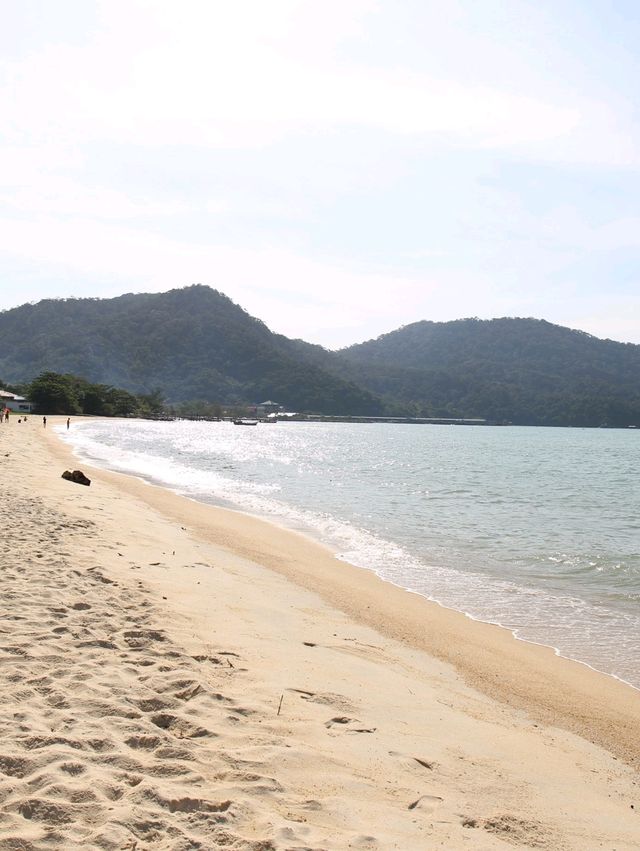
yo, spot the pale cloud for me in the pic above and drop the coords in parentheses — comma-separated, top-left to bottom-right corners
(592, 217, 640, 251)
(0, 0, 639, 347)
(513, 207, 640, 254)
(0, 0, 630, 162)
(0, 179, 192, 220)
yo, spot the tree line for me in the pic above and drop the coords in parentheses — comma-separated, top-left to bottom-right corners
(2, 372, 165, 417)
(3, 372, 258, 420)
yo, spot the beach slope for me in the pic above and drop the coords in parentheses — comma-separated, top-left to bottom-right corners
(0, 417, 637, 849)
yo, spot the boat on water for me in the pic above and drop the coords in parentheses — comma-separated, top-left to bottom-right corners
(233, 418, 259, 426)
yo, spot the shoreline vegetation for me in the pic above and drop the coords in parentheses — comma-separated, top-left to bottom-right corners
(5, 363, 640, 428)
(0, 416, 637, 848)
(7, 371, 639, 430)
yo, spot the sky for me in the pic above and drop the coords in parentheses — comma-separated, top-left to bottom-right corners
(1, 0, 640, 349)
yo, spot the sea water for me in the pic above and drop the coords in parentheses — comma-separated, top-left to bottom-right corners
(58, 419, 640, 689)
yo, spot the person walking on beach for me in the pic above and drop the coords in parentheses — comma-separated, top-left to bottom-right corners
(43, 416, 46, 428)
(66, 417, 70, 429)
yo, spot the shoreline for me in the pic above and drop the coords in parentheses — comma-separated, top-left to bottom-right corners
(56, 420, 640, 697)
(1, 415, 638, 848)
(49, 418, 640, 768)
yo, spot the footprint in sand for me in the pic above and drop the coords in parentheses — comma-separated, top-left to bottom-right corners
(324, 716, 376, 734)
(408, 794, 444, 813)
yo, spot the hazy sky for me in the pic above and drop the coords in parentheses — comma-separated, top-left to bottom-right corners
(2, 1, 640, 348)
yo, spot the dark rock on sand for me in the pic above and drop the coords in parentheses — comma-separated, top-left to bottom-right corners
(61, 470, 91, 486)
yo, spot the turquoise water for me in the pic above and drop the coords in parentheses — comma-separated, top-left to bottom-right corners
(59, 420, 640, 689)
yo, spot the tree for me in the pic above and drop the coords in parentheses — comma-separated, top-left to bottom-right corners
(28, 372, 82, 414)
(106, 387, 140, 417)
(137, 388, 165, 417)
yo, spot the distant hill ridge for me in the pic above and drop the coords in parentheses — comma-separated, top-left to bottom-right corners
(1, 285, 639, 426)
(334, 317, 640, 426)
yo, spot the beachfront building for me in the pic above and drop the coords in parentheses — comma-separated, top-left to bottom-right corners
(0, 390, 32, 413)
(254, 400, 283, 417)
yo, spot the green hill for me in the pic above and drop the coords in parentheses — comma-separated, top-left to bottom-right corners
(1, 287, 639, 426)
(0, 286, 383, 415)
(335, 318, 640, 426)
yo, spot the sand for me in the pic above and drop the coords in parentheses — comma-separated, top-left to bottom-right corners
(0, 416, 637, 850)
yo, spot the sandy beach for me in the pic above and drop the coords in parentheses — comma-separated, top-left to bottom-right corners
(0, 416, 637, 850)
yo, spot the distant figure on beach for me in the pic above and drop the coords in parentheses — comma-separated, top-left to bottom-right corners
(4, 411, 8, 422)
(66, 418, 70, 429)
(43, 416, 47, 428)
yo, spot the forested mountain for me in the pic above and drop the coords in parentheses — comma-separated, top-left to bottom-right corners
(1, 286, 639, 426)
(0, 286, 383, 415)
(333, 318, 640, 426)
